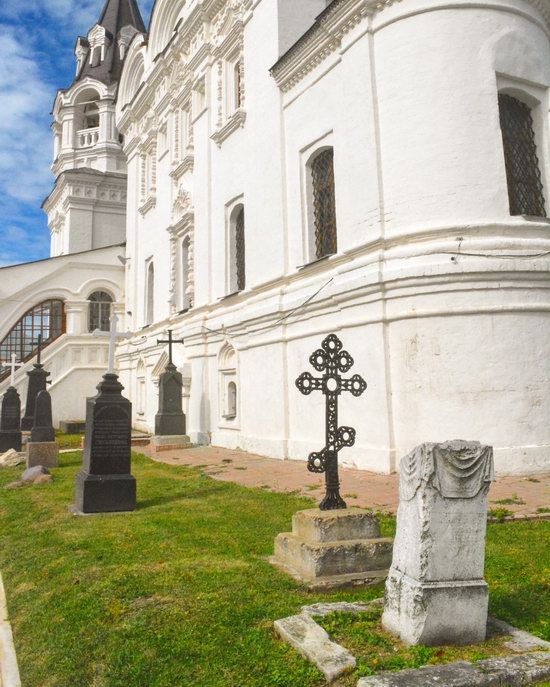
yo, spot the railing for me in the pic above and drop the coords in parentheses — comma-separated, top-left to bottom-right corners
(76, 127, 99, 149)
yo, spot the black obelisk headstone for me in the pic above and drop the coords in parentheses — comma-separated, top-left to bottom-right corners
(75, 373, 135, 513)
(21, 337, 50, 431)
(155, 330, 186, 436)
(0, 387, 22, 452)
(30, 390, 55, 443)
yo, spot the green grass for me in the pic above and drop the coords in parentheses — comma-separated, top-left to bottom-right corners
(54, 431, 83, 450)
(0, 453, 548, 687)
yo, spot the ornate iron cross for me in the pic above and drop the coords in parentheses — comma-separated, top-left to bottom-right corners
(296, 334, 367, 511)
(157, 330, 184, 366)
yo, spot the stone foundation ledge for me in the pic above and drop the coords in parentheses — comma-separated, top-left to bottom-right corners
(274, 600, 550, 685)
(357, 652, 550, 686)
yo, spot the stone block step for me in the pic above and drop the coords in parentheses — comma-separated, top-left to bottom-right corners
(274, 532, 393, 579)
(292, 508, 380, 544)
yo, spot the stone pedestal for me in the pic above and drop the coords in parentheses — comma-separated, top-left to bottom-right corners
(150, 435, 192, 453)
(75, 373, 135, 514)
(0, 387, 22, 453)
(59, 420, 86, 434)
(155, 363, 186, 437)
(27, 442, 59, 468)
(271, 509, 393, 590)
(382, 440, 495, 646)
(21, 365, 49, 431)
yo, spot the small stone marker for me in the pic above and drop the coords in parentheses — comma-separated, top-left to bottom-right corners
(0, 386, 22, 453)
(21, 336, 50, 431)
(271, 508, 393, 590)
(274, 614, 356, 683)
(151, 330, 191, 452)
(75, 372, 135, 513)
(382, 440, 495, 646)
(27, 390, 59, 468)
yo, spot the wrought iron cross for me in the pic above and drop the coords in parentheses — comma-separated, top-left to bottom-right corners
(296, 334, 367, 511)
(31, 334, 43, 366)
(157, 330, 184, 366)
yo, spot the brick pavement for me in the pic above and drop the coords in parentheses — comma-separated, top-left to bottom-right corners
(143, 445, 550, 517)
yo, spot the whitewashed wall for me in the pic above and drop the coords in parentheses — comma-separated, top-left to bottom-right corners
(115, 0, 550, 475)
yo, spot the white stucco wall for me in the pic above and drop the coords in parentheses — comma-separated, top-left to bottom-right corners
(114, 0, 550, 475)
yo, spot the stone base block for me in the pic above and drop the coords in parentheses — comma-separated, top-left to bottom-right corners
(26, 442, 59, 468)
(74, 472, 136, 514)
(271, 509, 393, 590)
(0, 431, 22, 453)
(59, 420, 86, 434)
(382, 570, 489, 646)
(150, 435, 192, 453)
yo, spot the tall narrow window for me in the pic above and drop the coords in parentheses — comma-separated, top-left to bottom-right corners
(146, 262, 155, 325)
(311, 148, 337, 259)
(234, 61, 242, 111)
(88, 291, 113, 332)
(181, 237, 190, 311)
(228, 204, 245, 294)
(236, 207, 246, 291)
(498, 94, 546, 217)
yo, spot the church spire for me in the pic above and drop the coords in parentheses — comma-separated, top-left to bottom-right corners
(74, 0, 146, 86)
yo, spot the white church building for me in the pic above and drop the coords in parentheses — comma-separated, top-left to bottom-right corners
(1, 0, 550, 475)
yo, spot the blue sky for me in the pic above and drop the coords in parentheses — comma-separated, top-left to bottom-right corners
(0, 0, 153, 267)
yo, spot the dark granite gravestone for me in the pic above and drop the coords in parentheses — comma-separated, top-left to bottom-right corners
(30, 390, 55, 443)
(0, 387, 22, 452)
(75, 373, 136, 513)
(21, 338, 50, 431)
(155, 363, 186, 436)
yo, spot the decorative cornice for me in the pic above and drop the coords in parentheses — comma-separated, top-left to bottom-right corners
(170, 154, 195, 179)
(138, 195, 156, 216)
(211, 109, 247, 147)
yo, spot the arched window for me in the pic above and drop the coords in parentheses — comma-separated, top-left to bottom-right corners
(88, 291, 113, 332)
(146, 261, 155, 325)
(83, 99, 100, 129)
(229, 205, 246, 294)
(498, 94, 546, 217)
(310, 148, 337, 259)
(0, 300, 65, 382)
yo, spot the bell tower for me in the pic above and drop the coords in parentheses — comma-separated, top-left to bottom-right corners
(44, 0, 146, 257)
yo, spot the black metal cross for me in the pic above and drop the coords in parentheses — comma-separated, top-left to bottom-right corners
(157, 330, 184, 366)
(296, 334, 367, 511)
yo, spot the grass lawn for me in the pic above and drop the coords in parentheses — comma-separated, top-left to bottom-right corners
(0, 452, 548, 687)
(54, 431, 83, 450)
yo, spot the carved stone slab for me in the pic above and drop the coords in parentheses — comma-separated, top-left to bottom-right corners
(382, 441, 494, 646)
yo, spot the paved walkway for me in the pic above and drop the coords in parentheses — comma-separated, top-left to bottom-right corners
(143, 445, 550, 517)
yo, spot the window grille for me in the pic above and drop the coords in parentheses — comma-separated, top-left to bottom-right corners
(498, 94, 546, 217)
(236, 207, 246, 291)
(0, 300, 65, 382)
(312, 149, 337, 259)
(88, 291, 113, 332)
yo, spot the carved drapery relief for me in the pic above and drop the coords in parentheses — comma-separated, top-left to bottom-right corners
(400, 441, 495, 501)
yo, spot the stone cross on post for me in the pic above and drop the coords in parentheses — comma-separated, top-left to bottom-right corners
(93, 312, 132, 374)
(296, 334, 367, 511)
(10, 354, 22, 388)
(157, 330, 184, 367)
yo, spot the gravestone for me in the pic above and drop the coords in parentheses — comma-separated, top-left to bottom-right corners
(21, 337, 50, 431)
(0, 387, 22, 453)
(151, 330, 191, 452)
(74, 373, 135, 513)
(27, 390, 59, 468)
(382, 440, 495, 646)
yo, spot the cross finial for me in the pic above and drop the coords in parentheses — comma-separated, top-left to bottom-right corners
(157, 329, 184, 366)
(92, 312, 132, 374)
(10, 354, 22, 387)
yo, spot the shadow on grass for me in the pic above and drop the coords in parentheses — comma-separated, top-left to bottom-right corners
(136, 483, 228, 510)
